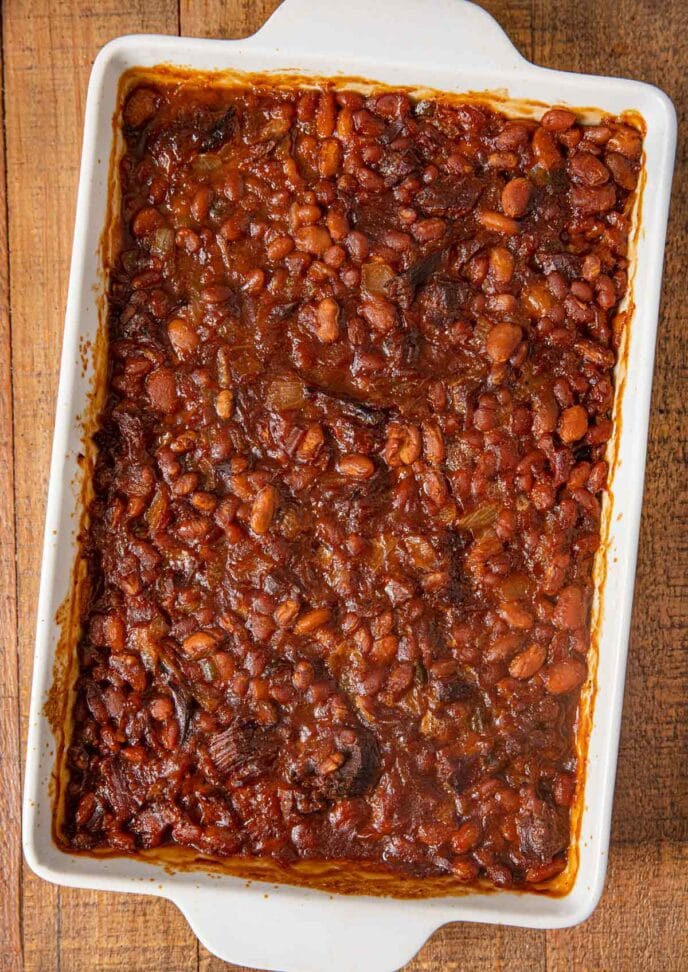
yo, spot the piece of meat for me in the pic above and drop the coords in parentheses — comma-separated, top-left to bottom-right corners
(417, 274, 472, 326)
(416, 176, 483, 217)
(285, 726, 382, 803)
(320, 728, 382, 799)
(208, 720, 279, 782)
(386, 248, 445, 309)
(199, 107, 237, 153)
(516, 790, 569, 862)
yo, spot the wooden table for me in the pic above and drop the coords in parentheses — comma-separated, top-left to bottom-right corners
(1, 1, 685, 969)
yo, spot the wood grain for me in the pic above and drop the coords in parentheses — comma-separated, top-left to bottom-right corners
(1, 1, 685, 970)
(0, 27, 21, 972)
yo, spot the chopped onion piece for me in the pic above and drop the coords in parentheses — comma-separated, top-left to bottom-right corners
(266, 377, 306, 411)
(150, 227, 174, 258)
(361, 262, 394, 296)
(191, 154, 222, 174)
(455, 503, 500, 532)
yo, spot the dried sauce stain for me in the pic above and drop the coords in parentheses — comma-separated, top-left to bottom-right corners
(54, 70, 643, 897)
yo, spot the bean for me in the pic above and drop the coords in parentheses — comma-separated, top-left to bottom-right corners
(315, 297, 340, 343)
(131, 206, 165, 237)
(384, 423, 421, 466)
(501, 177, 532, 218)
(371, 635, 398, 664)
(292, 659, 314, 689)
(345, 230, 369, 263)
(318, 138, 342, 178)
(200, 284, 232, 303)
(451, 820, 482, 854)
(266, 235, 294, 261)
(123, 86, 159, 128)
(182, 630, 219, 658)
(145, 368, 178, 414)
(175, 227, 200, 253)
(553, 585, 587, 630)
(487, 151, 519, 169)
(422, 421, 445, 464)
(553, 772, 577, 808)
(495, 121, 529, 150)
(486, 323, 522, 363)
(374, 92, 410, 117)
(212, 389, 234, 420)
(293, 607, 332, 635)
(412, 217, 447, 242)
(570, 183, 617, 214)
(508, 643, 547, 679)
(558, 405, 588, 443)
(421, 469, 449, 507)
(607, 126, 642, 159)
(588, 460, 608, 493)
(525, 860, 567, 884)
(170, 474, 197, 501)
(570, 152, 610, 186)
(357, 167, 385, 192)
(499, 601, 534, 630)
(532, 126, 562, 169)
(294, 224, 332, 255)
(488, 293, 518, 317)
(315, 90, 336, 137)
(478, 210, 519, 234)
(176, 515, 211, 540)
(218, 213, 246, 241)
(326, 209, 349, 240)
(190, 186, 213, 222)
(543, 655, 587, 694)
(323, 244, 346, 267)
(190, 491, 218, 513)
(294, 203, 322, 226)
(149, 696, 174, 721)
(489, 246, 515, 283)
(102, 615, 125, 651)
(384, 229, 414, 252)
(274, 599, 300, 628)
(541, 107, 576, 131)
(250, 485, 278, 534)
(605, 151, 638, 190)
(360, 295, 396, 334)
(451, 858, 480, 883)
(337, 454, 376, 479)
(242, 268, 265, 294)
(570, 280, 594, 301)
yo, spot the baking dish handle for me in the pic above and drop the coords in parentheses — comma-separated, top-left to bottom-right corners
(173, 885, 440, 972)
(249, 0, 528, 72)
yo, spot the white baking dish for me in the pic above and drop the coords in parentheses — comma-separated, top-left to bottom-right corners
(23, 0, 676, 969)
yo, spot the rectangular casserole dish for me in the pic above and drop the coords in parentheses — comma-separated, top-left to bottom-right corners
(23, 1, 676, 970)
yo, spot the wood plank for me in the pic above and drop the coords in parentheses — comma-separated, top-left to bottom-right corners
(406, 923, 545, 972)
(58, 889, 197, 972)
(1, 1, 194, 969)
(0, 17, 21, 972)
(547, 842, 688, 972)
(479, 0, 534, 61)
(179, 0, 282, 39)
